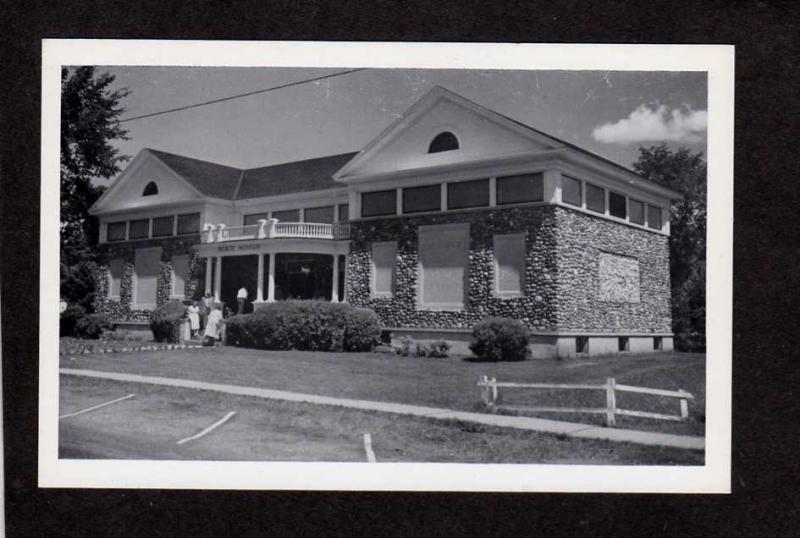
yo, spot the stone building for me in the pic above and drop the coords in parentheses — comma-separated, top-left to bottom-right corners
(89, 86, 680, 357)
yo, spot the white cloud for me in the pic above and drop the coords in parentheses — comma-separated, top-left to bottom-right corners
(592, 104, 707, 144)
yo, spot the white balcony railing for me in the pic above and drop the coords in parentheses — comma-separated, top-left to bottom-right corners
(204, 219, 350, 243)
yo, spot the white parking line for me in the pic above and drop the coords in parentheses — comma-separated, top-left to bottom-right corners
(176, 411, 236, 445)
(59, 394, 136, 420)
(363, 432, 376, 463)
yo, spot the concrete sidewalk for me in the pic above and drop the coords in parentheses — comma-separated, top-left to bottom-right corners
(60, 368, 704, 451)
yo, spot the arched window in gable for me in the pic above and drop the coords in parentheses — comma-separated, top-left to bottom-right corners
(142, 181, 159, 196)
(428, 132, 459, 153)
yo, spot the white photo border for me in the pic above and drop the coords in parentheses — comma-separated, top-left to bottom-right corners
(40, 40, 733, 493)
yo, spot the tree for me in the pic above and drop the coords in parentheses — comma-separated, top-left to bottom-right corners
(60, 67, 130, 310)
(634, 144, 707, 351)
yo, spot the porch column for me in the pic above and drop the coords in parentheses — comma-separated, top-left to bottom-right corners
(331, 254, 339, 302)
(204, 257, 213, 295)
(256, 253, 265, 302)
(342, 254, 348, 302)
(213, 256, 222, 302)
(267, 253, 276, 302)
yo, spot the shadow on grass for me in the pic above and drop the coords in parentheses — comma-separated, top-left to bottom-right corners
(461, 356, 528, 363)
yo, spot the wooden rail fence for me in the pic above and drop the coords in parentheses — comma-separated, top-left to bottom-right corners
(477, 376, 694, 427)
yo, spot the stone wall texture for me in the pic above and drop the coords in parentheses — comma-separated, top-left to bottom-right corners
(347, 206, 560, 330)
(94, 235, 204, 322)
(347, 205, 672, 334)
(554, 207, 672, 333)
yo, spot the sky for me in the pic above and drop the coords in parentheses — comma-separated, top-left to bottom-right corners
(96, 66, 707, 178)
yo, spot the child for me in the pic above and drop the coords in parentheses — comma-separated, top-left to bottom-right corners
(187, 301, 200, 338)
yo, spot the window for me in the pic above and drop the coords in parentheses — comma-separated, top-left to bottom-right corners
(654, 336, 663, 351)
(447, 179, 490, 210)
(576, 336, 589, 354)
(172, 255, 189, 299)
(272, 209, 300, 222)
(243, 212, 269, 226)
(129, 219, 149, 239)
(586, 183, 605, 213)
(609, 191, 627, 219)
(562, 176, 582, 207)
(647, 205, 663, 230)
(134, 247, 161, 308)
(152, 216, 174, 237)
(107, 221, 126, 242)
(418, 223, 469, 310)
(371, 241, 396, 297)
(177, 212, 201, 235)
(403, 184, 441, 214)
(108, 258, 124, 298)
(428, 131, 459, 153)
(618, 337, 630, 352)
(304, 205, 335, 224)
(493, 233, 526, 297)
(629, 199, 645, 225)
(142, 181, 158, 196)
(338, 204, 350, 222)
(361, 189, 396, 218)
(496, 173, 544, 205)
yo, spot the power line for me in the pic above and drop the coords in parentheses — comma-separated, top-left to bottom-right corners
(118, 68, 366, 123)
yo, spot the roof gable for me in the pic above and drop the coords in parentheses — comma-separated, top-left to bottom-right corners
(90, 150, 206, 214)
(148, 149, 242, 199)
(333, 86, 564, 181)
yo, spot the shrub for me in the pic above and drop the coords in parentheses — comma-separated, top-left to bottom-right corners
(426, 339, 450, 358)
(414, 342, 427, 358)
(469, 317, 531, 362)
(60, 304, 86, 336)
(150, 300, 187, 343)
(225, 301, 381, 352)
(74, 313, 112, 339)
(394, 336, 412, 357)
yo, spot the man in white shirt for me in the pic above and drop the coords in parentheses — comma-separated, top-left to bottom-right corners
(236, 286, 248, 315)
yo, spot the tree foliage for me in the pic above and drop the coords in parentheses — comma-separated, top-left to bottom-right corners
(60, 67, 130, 311)
(634, 144, 706, 351)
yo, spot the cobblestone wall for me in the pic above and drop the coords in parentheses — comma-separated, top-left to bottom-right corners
(94, 235, 203, 322)
(553, 207, 672, 332)
(347, 206, 560, 330)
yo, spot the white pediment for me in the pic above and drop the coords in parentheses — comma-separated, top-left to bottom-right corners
(91, 150, 204, 215)
(334, 87, 563, 181)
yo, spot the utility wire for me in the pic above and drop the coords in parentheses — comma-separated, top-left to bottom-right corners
(118, 68, 366, 123)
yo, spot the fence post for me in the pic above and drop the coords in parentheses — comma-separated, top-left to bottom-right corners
(679, 390, 689, 420)
(479, 375, 490, 406)
(491, 377, 498, 405)
(605, 377, 616, 427)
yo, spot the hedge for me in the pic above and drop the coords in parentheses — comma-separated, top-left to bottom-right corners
(469, 317, 531, 361)
(74, 313, 112, 339)
(150, 300, 186, 343)
(60, 304, 86, 337)
(225, 301, 381, 352)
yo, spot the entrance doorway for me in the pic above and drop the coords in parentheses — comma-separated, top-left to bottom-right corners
(274, 253, 333, 301)
(220, 255, 258, 314)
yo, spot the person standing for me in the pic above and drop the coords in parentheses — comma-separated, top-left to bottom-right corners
(187, 301, 200, 339)
(236, 286, 248, 315)
(203, 303, 224, 346)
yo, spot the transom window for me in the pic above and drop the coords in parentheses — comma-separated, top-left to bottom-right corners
(403, 184, 441, 214)
(142, 182, 158, 196)
(447, 179, 490, 210)
(361, 189, 397, 218)
(176, 213, 201, 235)
(107, 221, 126, 241)
(496, 173, 544, 205)
(609, 191, 627, 219)
(428, 132, 459, 153)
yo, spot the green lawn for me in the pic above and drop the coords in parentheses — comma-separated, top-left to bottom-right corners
(62, 345, 705, 436)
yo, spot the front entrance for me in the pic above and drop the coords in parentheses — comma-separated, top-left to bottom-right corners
(221, 255, 258, 314)
(274, 253, 333, 301)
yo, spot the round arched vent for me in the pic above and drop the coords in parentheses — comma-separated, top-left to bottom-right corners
(142, 181, 159, 196)
(428, 132, 459, 153)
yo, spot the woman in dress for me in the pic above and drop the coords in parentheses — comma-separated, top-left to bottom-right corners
(203, 303, 224, 346)
(187, 301, 200, 338)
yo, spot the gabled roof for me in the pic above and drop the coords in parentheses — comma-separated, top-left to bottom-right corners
(147, 149, 243, 199)
(238, 152, 357, 199)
